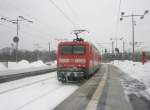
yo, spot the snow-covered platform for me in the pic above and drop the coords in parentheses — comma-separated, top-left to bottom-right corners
(102, 64, 133, 110)
(54, 64, 133, 110)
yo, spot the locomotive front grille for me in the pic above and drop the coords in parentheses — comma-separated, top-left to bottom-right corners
(57, 68, 85, 82)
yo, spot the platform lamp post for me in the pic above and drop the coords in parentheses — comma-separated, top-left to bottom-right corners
(1, 16, 33, 62)
(120, 10, 149, 61)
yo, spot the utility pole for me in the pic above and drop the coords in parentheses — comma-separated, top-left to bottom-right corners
(120, 10, 148, 61)
(49, 41, 51, 58)
(49, 42, 50, 53)
(131, 14, 135, 61)
(112, 41, 114, 54)
(123, 41, 125, 54)
(122, 41, 125, 59)
(1, 16, 33, 62)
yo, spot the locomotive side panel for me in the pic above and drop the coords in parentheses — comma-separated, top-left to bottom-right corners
(88, 44, 101, 75)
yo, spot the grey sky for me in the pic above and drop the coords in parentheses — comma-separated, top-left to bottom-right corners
(0, 0, 150, 52)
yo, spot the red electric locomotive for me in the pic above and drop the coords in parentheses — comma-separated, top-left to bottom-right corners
(57, 30, 101, 82)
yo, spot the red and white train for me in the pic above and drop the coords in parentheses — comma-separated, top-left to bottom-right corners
(57, 40, 101, 82)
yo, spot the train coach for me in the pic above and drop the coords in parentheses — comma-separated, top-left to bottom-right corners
(57, 40, 101, 83)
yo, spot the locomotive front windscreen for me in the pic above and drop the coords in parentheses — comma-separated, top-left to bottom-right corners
(73, 45, 85, 54)
(61, 46, 72, 54)
(60, 45, 85, 54)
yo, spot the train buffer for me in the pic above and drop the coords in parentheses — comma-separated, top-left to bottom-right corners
(54, 64, 133, 110)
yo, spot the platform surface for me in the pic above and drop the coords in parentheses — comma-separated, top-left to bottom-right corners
(54, 64, 133, 110)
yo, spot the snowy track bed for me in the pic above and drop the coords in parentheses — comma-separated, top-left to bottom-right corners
(0, 72, 78, 110)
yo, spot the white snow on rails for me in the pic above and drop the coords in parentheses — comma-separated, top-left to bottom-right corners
(0, 72, 78, 110)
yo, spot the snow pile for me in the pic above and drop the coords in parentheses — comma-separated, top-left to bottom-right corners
(0, 63, 7, 71)
(113, 60, 150, 100)
(49, 60, 57, 67)
(8, 60, 30, 69)
(0, 60, 49, 71)
(45, 60, 57, 68)
(30, 60, 47, 67)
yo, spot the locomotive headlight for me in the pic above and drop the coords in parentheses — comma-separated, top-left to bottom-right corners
(59, 58, 69, 63)
(75, 58, 86, 64)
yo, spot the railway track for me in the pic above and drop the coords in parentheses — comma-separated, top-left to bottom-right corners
(0, 75, 56, 95)
(0, 67, 56, 83)
(15, 85, 64, 110)
(0, 71, 78, 110)
(0, 71, 64, 110)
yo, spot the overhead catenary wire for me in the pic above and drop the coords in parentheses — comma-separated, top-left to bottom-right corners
(0, 23, 50, 41)
(0, 24, 54, 51)
(0, 0, 79, 50)
(1, 0, 77, 36)
(0, 0, 56, 38)
(64, 0, 78, 18)
(1, 0, 83, 44)
(0, 17, 53, 50)
(0, 15, 53, 41)
(63, 0, 85, 29)
(0, 24, 51, 48)
(48, 0, 77, 28)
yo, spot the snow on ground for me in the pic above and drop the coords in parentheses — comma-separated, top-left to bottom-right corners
(112, 60, 150, 100)
(45, 60, 57, 67)
(8, 60, 47, 70)
(30, 60, 47, 67)
(0, 63, 7, 71)
(0, 72, 78, 110)
(0, 60, 56, 72)
(8, 60, 31, 70)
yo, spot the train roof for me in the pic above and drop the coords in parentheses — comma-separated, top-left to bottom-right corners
(58, 41, 91, 45)
(58, 41, 99, 52)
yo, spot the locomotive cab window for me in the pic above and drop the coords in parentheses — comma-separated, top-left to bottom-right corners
(73, 45, 85, 54)
(60, 45, 85, 55)
(60, 46, 72, 54)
